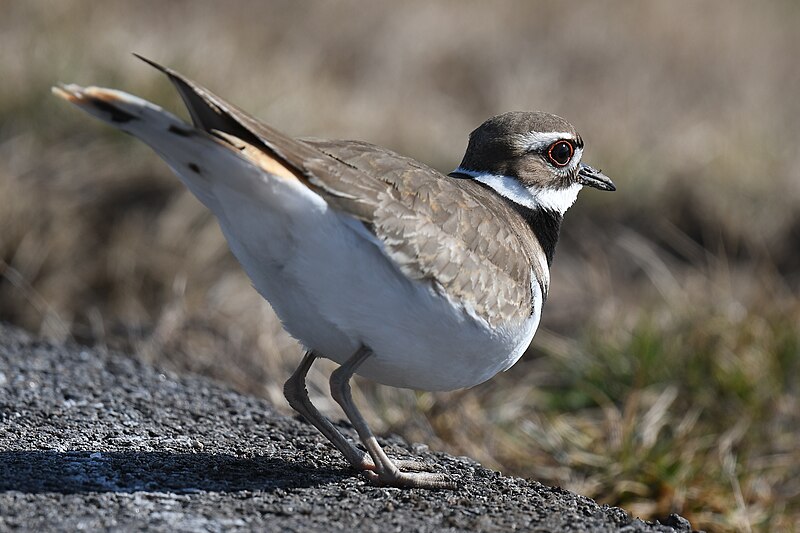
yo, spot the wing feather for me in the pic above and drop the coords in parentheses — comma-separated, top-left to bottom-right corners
(135, 56, 545, 326)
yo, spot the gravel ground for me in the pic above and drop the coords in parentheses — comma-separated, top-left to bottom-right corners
(0, 324, 695, 532)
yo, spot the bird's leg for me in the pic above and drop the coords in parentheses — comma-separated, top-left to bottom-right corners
(284, 351, 431, 474)
(329, 346, 456, 489)
(283, 351, 373, 470)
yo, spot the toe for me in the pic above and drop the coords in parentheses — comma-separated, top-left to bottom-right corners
(393, 459, 434, 472)
(373, 470, 457, 490)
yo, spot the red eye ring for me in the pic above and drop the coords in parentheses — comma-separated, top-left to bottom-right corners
(547, 140, 574, 168)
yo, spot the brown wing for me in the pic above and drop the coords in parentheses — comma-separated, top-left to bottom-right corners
(304, 139, 547, 326)
(137, 56, 544, 326)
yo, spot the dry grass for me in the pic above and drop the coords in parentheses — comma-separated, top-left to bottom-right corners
(2, 2, 799, 531)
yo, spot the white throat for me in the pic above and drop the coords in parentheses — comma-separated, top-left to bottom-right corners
(453, 167, 582, 215)
(531, 182, 582, 214)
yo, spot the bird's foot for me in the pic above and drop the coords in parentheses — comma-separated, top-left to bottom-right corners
(355, 452, 456, 489)
(361, 465, 457, 489)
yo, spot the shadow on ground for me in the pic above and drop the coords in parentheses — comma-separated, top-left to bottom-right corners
(0, 324, 695, 532)
(0, 450, 348, 494)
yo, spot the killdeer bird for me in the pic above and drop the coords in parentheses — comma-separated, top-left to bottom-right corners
(54, 56, 615, 489)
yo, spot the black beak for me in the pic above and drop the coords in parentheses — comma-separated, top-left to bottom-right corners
(578, 163, 616, 192)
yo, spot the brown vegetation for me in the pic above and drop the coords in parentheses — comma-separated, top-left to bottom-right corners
(1, 2, 798, 531)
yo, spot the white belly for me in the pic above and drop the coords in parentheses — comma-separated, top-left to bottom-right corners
(209, 175, 541, 391)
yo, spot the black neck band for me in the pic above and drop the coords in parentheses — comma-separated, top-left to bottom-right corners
(507, 202, 562, 266)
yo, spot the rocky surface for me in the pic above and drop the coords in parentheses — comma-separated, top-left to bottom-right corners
(0, 323, 695, 532)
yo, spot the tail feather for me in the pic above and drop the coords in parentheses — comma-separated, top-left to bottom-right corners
(130, 54, 337, 187)
(58, 56, 382, 224)
(53, 84, 243, 210)
(132, 54, 263, 148)
(53, 81, 330, 217)
(53, 84, 180, 129)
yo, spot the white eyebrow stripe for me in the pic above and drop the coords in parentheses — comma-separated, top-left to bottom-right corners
(518, 131, 577, 151)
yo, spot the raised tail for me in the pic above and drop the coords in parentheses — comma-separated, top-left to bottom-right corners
(54, 83, 229, 209)
(53, 56, 374, 216)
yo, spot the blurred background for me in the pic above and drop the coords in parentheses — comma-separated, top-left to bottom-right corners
(1, 1, 798, 530)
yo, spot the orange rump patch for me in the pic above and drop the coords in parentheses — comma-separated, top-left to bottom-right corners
(213, 130, 300, 183)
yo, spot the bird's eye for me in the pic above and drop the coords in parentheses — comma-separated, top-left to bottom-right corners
(547, 140, 574, 167)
